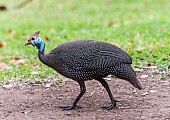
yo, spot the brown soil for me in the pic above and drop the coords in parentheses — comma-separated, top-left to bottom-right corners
(0, 71, 170, 120)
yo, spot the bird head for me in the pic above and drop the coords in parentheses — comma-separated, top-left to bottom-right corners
(25, 30, 45, 52)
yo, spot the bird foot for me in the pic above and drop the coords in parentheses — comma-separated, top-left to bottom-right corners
(101, 102, 116, 110)
(59, 104, 81, 110)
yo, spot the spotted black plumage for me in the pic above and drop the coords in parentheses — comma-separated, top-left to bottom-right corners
(25, 31, 142, 110)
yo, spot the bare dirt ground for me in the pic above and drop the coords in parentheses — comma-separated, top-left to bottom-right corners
(0, 71, 170, 120)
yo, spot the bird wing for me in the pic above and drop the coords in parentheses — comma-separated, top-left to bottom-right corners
(50, 40, 132, 71)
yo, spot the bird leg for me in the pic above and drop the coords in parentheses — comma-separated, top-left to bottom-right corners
(59, 81, 86, 110)
(96, 78, 116, 110)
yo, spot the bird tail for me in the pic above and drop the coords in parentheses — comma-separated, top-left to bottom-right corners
(111, 64, 142, 90)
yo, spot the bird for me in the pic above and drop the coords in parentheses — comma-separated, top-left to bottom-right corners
(25, 30, 142, 110)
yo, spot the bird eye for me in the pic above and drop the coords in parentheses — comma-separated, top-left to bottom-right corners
(32, 37, 35, 40)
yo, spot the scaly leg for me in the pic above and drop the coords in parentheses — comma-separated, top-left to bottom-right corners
(59, 80, 86, 110)
(96, 78, 116, 110)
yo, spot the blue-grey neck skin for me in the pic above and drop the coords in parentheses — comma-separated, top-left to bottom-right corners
(37, 41, 45, 52)
(35, 37, 45, 52)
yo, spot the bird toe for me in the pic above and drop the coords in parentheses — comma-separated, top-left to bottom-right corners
(58, 104, 81, 110)
(101, 102, 116, 110)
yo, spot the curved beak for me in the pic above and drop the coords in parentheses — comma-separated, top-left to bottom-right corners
(25, 39, 35, 47)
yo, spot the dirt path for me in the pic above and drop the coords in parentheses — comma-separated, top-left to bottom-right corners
(0, 71, 170, 120)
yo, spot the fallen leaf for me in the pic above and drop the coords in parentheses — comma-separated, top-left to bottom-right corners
(0, 42, 5, 48)
(149, 49, 153, 55)
(14, 57, 20, 60)
(45, 37, 50, 42)
(0, 6, 7, 11)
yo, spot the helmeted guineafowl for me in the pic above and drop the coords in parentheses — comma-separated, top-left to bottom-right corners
(25, 31, 142, 110)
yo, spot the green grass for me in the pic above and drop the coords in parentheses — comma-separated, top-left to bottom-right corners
(0, 0, 169, 83)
